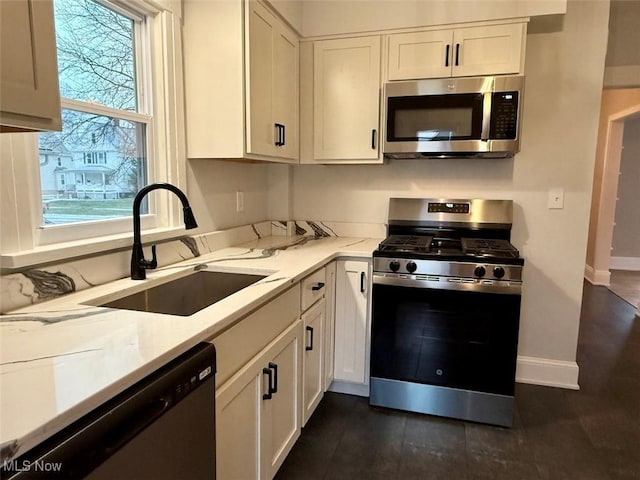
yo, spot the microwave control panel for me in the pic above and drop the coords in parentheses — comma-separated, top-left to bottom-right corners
(490, 91, 519, 139)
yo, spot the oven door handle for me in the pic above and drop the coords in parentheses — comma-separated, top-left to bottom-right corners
(372, 273, 521, 295)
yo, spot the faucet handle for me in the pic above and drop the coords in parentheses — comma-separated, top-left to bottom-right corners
(147, 244, 158, 269)
(140, 244, 158, 270)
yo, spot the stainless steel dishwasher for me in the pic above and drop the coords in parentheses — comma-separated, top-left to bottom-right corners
(1, 343, 216, 479)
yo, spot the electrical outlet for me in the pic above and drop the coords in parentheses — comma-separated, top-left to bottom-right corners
(548, 188, 564, 209)
(236, 191, 244, 212)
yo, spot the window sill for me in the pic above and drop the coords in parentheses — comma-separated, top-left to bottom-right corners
(1, 227, 191, 272)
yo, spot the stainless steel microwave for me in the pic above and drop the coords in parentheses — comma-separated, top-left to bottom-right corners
(382, 75, 524, 159)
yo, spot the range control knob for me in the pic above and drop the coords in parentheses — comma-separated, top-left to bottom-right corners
(406, 261, 417, 273)
(389, 260, 400, 272)
(474, 265, 486, 278)
(493, 266, 506, 279)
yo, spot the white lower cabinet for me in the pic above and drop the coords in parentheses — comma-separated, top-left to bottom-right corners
(301, 299, 325, 426)
(216, 320, 302, 480)
(215, 258, 371, 477)
(323, 261, 337, 391)
(300, 266, 328, 425)
(333, 260, 370, 388)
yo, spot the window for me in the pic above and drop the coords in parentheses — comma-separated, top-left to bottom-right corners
(83, 152, 108, 165)
(38, 0, 150, 226)
(1, 0, 185, 263)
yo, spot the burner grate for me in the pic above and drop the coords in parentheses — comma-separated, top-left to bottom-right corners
(379, 235, 433, 253)
(461, 238, 519, 258)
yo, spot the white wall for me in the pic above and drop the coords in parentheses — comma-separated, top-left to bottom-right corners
(186, 159, 271, 233)
(301, 0, 567, 37)
(292, 0, 609, 384)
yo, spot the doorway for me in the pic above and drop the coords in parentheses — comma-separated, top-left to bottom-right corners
(585, 91, 640, 313)
(608, 116, 640, 308)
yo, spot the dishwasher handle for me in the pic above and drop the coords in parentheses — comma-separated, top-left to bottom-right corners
(102, 397, 170, 455)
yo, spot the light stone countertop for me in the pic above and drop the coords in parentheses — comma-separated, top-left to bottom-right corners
(0, 235, 380, 463)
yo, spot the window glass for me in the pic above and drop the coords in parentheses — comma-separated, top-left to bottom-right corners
(54, 0, 137, 111)
(39, 111, 147, 225)
(38, 0, 148, 227)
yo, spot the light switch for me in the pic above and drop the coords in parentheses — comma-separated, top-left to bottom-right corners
(548, 188, 564, 209)
(236, 191, 244, 212)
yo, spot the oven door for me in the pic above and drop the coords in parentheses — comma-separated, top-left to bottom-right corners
(370, 276, 520, 397)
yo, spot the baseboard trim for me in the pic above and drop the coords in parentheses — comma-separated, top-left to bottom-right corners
(328, 380, 369, 397)
(516, 356, 580, 390)
(584, 264, 610, 286)
(610, 256, 640, 271)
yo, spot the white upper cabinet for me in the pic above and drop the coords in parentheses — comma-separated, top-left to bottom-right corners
(183, 0, 299, 163)
(387, 21, 526, 80)
(0, 0, 61, 132)
(310, 36, 382, 163)
(247, 1, 299, 160)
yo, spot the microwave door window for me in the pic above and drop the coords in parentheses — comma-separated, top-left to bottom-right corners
(396, 108, 471, 141)
(387, 93, 484, 142)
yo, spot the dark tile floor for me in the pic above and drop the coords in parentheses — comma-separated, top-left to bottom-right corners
(276, 282, 640, 480)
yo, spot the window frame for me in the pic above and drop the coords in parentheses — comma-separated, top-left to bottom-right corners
(37, 0, 156, 244)
(0, 0, 188, 269)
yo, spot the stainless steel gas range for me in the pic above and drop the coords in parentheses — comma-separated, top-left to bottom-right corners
(369, 198, 524, 427)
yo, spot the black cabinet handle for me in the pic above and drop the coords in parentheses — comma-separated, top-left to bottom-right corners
(455, 43, 460, 66)
(360, 272, 365, 293)
(371, 129, 377, 149)
(262, 367, 273, 400)
(306, 325, 314, 351)
(274, 123, 284, 146)
(282, 124, 286, 146)
(445, 44, 450, 67)
(268, 362, 278, 394)
(311, 282, 325, 291)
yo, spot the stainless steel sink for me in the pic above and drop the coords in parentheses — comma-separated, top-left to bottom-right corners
(97, 271, 267, 316)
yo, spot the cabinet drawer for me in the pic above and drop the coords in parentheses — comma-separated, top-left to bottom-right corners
(301, 267, 326, 311)
(212, 284, 301, 386)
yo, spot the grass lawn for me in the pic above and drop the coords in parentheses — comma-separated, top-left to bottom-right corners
(43, 198, 134, 216)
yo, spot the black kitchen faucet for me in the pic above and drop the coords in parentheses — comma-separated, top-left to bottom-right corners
(131, 183, 198, 280)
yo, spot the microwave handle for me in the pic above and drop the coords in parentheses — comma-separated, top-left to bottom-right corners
(481, 92, 492, 141)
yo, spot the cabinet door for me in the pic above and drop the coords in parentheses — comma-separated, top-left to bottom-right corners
(0, 0, 61, 132)
(261, 321, 302, 480)
(247, 1, 299, 162)
(387, 30, 453, 80)
(247, 1, 277, 157)
(452, 23, 524, 77)
(334, 260, 369, 384)
(273, 23, 299, 160)
(216, 362, 262, 479)
(302, 300, 325, 425)
(217, 320, 301, 480)
(313, 36, 381, 162)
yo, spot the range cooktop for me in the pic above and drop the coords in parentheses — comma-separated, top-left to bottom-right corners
(377, 234, 520, 260)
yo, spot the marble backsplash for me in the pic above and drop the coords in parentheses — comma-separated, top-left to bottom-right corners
(0, 220, 384, 313)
